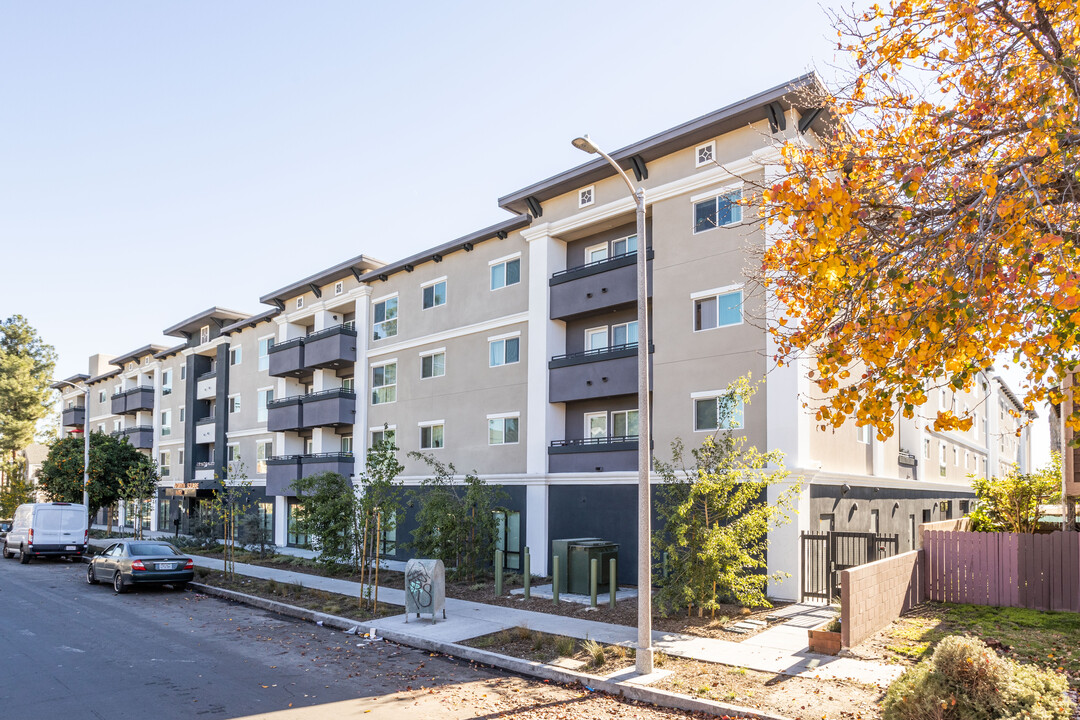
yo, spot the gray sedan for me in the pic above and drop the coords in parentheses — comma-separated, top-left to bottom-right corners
(87, 541, 195, 593)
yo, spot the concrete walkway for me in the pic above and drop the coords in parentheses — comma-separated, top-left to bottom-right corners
(89, 533, 901, 684)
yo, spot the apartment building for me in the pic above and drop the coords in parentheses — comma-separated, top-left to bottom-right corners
(54, 75, 1032, 600)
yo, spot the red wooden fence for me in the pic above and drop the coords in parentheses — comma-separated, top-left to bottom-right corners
(924, 530, 1080, 611)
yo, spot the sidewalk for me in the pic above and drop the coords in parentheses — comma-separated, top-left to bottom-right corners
(180, 551, 901, 685)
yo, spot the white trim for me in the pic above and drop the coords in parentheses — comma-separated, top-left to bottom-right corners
(158, 439, 186, 447)
(487, 330, 522, 342)
(584, 242, 609, 263)
(689, 180, 744, 204)
(228, 393, 242, 413)
(584, 411, 608, 437)
(372, 291, 399, 305)
(417, 346, 446, 357)
(420, 275, 447, 288)
(690, 389, 730, 399)
(369, 424, 397, 433)
(585, 325, 609, 350)
(488, 251, 522, 266)
(690, 283, 743, 300)
(486, 411, 521, 419)
(334, 281, 344, 296)
(227, 428, 275, 440)
(368, 312, 528, 358)
(370, 357, 398, 368)
(417, 419, 445, 427)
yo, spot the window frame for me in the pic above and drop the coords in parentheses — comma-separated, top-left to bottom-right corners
(229, 346, 242, 366)
(199, 325, 210, 345)
(578, 185, 595, 208)
(258, 335, 274, 371)
(692, 186, 743, 233)
(160, 409, 172, 437)
(418, 421, 445, 450)
(487, 413, 520, 446)
(488, 332, 521, 367)
(370, 425, 397, 448)
(692, 286, 744, 332)
(421, 277, 447, 310)
(371, 360, 398, 405)
(611, 409, 639, 439)
(691, 391, 745, 432)
(229, 394, 241, 414)
(489, 254, 522, 291)
(584, 411, 608, 439)
(256, 440, 272, 475)
(257, 387, 274, 423)
(695, 141, 716, 167)
(372, 295, 399, 341)
(419, 348, 446, 379)
(160, 450, 171, 477)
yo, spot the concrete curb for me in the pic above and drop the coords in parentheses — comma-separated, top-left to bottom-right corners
(190, 581, 791, 720)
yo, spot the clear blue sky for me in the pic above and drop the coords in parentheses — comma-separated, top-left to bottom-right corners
(0, 1, 1049, 461)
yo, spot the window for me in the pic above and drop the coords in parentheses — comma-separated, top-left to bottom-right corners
(179, 406, 186, 423)
(178, 449, 184, 466)
(909, 514, 917, 550)
(296, 296, 304, 310)
(586, 242, 608, 264)
(305, 438, 313, 454)
(422, 280, 446, 309)
(98, 390, 106, 403)
(609, 322, 637, 348)
(98, 424, 105, 433)
(373, 297, 398, 340)
(200, 325, 210, 344)
(953, 446, 959, 466)
(585, 327, 608, 351)
(180, 366, 186, 381)
(612, 409, 639, 438)
(258, 337, 273, 371)
(818, 514, 835, 531)
(228, 444, 240, 463)
(696, 142, 715, 167)
(489, 336, 520, 366)
(578, 185, 594, 207)
(341, 377, 355, 391)
(420, 351, 445, 379)
(334, 281, 344, 296)
(229, 395, 241, 414)
(857, 424, 871, 444)
(162, 369, 172, 396)
(870, 509, 880, 534)
(114, 420, 122, 433)
(611, 234, 637, 257)
(340, 436, 353, 454)
(160, 410, 171, 437)
(372, 362, 397, 404)
(419, 422, 444, 449)
(488, 415, 519, 445)
(585, 412, 607, 438)
(694, 393, 744, 431)
(230, 346, 242, 366)
(490, 257, 521, 290)
(257, 389, 274, 423)
(371, 426, 396, 447)
(159, 451, 171, 477)
(494, 510, 521, 570)
(939, 442, 947, 477)
(255, 440, 272, 475)
(694, 289, 743, 330)
(693, 188, 742, 232)
(923, 438, 931, 459)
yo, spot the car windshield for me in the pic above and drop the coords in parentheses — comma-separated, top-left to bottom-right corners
(127, 543, 179, 557)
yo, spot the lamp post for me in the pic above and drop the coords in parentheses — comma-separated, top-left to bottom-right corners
(571, 134, 653, 674)
(54, 380, 91, 522)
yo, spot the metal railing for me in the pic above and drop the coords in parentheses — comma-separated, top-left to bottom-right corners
(303, 387, 356, 401)
(122, 425, 153, 434)
(305, 323, 358, 342)
(196, 370, 216, 381)
(550, 250, 638, 280)
(550, 342, 638, 364)
(195, 415, 217, 425)
(550, 435, 638, 449)
(195, 461, 216, 470)
(268, 337, 303, 353)
(302, 452, 355, 460)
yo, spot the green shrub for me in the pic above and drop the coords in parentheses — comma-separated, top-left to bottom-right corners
(883, 635, 1073, 720)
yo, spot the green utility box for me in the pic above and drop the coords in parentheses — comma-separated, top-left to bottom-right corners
(567, 540, 619, 595)
(551, 537, 600, 596)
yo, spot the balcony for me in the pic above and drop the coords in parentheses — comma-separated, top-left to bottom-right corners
(264, 453, 354, 496)
(196, 371, 217, 401)
(111, 386, 155, 415)
(61, 407, 86, 428)
(548, 436, 639, 473)
(548, 344, 652, 403)
(110, 392, 127, 415)
(194, 460, 216, 482)
(195, 415, 216, 444)
(267, 395, 304, 432)
(268, 338, 305, 378)
(548, 250, 652, 321)
(304, 324, 357, 370)
(121, 425, 154, 449)
(302, 388, 356, 428)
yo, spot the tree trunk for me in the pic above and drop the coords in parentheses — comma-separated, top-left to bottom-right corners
(373, 510, 381, 615)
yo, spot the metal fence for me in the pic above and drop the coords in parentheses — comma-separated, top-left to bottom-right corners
(801, 530, 900, 602)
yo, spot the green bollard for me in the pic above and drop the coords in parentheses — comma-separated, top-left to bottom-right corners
(590, 557, 598, 608)
(495, 549, 503, 596)
(552, 555, 560, 605)
(609, 558, 617, 609)
(523, 547, 531, 600)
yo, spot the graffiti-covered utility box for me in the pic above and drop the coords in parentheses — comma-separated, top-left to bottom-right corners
(404, 558, 446, 623)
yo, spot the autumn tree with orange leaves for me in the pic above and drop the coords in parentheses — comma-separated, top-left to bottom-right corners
(760, 1, 1079, 441)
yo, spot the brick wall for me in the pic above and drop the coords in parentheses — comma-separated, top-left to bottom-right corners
(840, 549, 925, 648)
(918, 517, 970, 548)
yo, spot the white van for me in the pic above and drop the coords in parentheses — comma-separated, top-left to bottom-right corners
(2, 503, 88, 563)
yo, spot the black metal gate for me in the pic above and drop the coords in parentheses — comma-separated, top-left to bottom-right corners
(800, 531, 900, 602)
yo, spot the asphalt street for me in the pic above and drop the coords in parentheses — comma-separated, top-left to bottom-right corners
(0, 555, 704, 720)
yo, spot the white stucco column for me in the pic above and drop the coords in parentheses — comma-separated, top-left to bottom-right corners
(274, 495, 288, 547)
(525, 483, 549, 576)
(351, 286, 373, 463)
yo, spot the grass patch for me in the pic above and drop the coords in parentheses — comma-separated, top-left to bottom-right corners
(555, 635, 576, 657)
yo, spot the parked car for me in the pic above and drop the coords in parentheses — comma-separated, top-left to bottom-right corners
(0, 519, 11, 540)
(86, 541, 195, 593)
(2, 503, 88, 563)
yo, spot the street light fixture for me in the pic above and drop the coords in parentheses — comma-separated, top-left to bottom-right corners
(572, 134, 653, 675)
(54, 380, 91, 523)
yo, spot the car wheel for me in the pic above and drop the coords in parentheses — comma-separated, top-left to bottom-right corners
(113, 571, 127, 594)
(19, 545, 30, 564)
(2, 543, 12, 560)
(86, 563, 98, 585)
(173, 582, 188, 592)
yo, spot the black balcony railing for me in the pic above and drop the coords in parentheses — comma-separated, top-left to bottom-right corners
(195, 415, 217, 425)
(195, 461, 216, 470)
(549, 435, 638, 449)
(305, 323, 357, 342)
(304, 387, 356, 401)
(123, 425, 154, 434)
(266, 395, 302, 409)
(303, 451, 354, 460)
(548, 342, 654, 369)
(267, 454, 302, 464)
(268, 337, 303, 354)
(549, 248, 653, 286)
(196, 370, 216, 382)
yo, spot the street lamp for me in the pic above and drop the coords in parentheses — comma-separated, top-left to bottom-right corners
(54, 380, 91, 522)
(572, 134, 653, 675)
